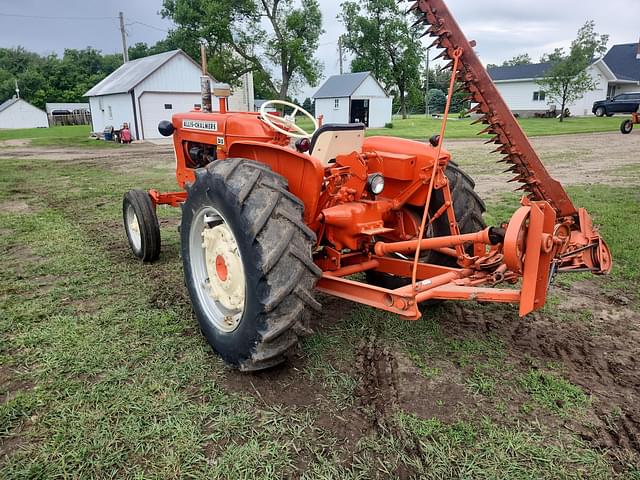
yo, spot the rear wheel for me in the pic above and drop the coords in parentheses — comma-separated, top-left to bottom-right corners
(181, 159, 321, 371)
(123, 189, 161, 262)
(621, 119, 634, 134)
(366, 162, 486, 289)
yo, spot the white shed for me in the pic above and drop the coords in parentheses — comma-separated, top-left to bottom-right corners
(0, 98, 48, 129)
(84, 49, 254, 140)
(313, 72, 392, 128)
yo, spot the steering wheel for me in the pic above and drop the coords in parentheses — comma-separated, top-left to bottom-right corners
(260, 100, 319, 139)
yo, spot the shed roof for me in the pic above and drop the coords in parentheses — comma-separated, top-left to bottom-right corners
(603, 43, 640, 82)
(487, 62, 553, 81)
(0, 97, 19, 114)
(85, 49, 209, 97)
(313, 72, 378, 99)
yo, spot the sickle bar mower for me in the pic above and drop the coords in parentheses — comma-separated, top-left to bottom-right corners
(122, 0, 612, 370)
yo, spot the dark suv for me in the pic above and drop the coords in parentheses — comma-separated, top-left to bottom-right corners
(593, 93, 640, 117)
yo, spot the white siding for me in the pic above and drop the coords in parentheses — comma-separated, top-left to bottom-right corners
(0, 100, 48, 129)
(315, 97, 350, 124)
(138, 92, 203, 139)
(494, 63, 610, 116)
(617, 84, 640, 95)
(89, 93, 135, 138)
(367, 98, 392, 128)
(352, 76, 386, 99)
(227, 72, 254, 112)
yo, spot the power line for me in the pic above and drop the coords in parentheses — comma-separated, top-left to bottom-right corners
(0, 12, 117, 20)
(127, 20, 170, 34)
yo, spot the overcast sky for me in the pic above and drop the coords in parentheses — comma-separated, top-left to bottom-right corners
(1, 0, 639, 99)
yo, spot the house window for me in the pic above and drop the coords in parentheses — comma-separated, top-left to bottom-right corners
(108, 106, 113, 120)
(533, 91, 546, 102)
(164, 104, 173, 110)
(607, 85, 617, 98)
(334, 99, 340, 109)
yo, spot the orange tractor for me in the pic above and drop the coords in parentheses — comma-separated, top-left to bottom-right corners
(122, 0, 612, 371)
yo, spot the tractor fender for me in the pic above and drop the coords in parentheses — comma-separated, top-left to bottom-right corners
(227, 141, 325, 224)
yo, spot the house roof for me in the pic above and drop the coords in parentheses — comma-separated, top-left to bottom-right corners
(46, 102, 90, 114)
(85, 49, 210, 97)
(603, 43, 640, 82)
(313, 71, 377, 99)
(487, 62, 553, 82)
(0, 97, 19, 114)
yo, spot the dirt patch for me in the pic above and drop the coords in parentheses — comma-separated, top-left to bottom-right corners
(0, 200, 34, 214)
(0, 139, 30, 148)
(431, 281, 640, 466)
(446, 132, 640, 201)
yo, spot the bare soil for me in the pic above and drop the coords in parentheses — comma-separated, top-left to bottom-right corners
(2, 134, 639, 474)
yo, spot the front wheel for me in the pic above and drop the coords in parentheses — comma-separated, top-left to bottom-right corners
(595, 107, 606, 117)
(621, 119, 634, 134)
(123, 189, 161, 262)
(180, 159, 322, 371)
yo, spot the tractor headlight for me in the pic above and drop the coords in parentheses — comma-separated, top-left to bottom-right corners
(368, 173, 385, 196)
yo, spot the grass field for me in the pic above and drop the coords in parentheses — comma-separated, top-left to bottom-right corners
(1, 140, 639, 478)
(0, 126, 121, 148)
(0, 116, 625, 149)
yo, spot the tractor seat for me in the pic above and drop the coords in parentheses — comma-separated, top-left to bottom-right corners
(309, 123, 366, 166)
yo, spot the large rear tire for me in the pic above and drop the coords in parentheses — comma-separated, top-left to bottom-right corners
(181, 159, 322, 371)
(366, 162, 486, 289)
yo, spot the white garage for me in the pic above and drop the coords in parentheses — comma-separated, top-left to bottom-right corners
(313, 72, 392, 128)
(0, 98, 48, 129)
(85, 49, 254, 140)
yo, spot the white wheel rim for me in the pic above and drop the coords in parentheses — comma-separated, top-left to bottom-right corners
(189, 207, 245, 333)
(126, 204, 142, 252)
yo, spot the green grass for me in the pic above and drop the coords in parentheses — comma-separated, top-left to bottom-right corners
(368, 115, 623, 140)
(0, 125, 122, 148)
(1, 145, 638, 477)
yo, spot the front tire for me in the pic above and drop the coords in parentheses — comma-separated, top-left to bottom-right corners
(621, 119, 634, 134)
(595, 107, 606, 117)
(181, 159, 322, 371)
(123, 189, 161, 262)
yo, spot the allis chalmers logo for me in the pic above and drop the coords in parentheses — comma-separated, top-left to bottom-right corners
(182, 119, 218, 132)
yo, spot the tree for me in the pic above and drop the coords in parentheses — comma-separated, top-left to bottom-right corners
(427, 88, 446, 114)
(302, 97, 314, 115)
(340, 0, 424, 119)
(487, 53, 532, 69)
(537, 21, 609, 122)
(161, 0, 324, 99)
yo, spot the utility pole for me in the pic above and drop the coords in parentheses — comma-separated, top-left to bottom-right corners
(338, 36, 344, 75)
(119, 12, 129, 63)
(425, 48, 430, 117)
(15, 79, 20, 99)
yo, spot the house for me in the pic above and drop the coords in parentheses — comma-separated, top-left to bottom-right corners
(313, 72, 392, 128)
(254, 99, 277, 113)
(84, 49, 254, 140)
(487, 41, 640, 117)
(0, 98, 48, 129)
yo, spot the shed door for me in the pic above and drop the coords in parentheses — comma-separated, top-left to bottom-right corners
(139, 92, 203, 139)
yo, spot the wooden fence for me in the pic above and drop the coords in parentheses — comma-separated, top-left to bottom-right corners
(48, 112, 92, 127)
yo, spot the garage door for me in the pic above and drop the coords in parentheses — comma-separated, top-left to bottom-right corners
(139, 92, 203, 139)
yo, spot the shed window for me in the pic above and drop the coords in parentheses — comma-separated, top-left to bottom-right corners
(334, 99, 340, 109)
(533, 91, 546, 102)
(164, 104, 173, 110)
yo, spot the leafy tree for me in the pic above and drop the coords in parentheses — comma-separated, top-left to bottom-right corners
(537, 21, 609, 122)
(341, 0, 424, 119)
(161, 0, 324, 99)
(487, 53, 532, 69)
(428, 88, 446, 113)
(302, 97, 314, 115)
